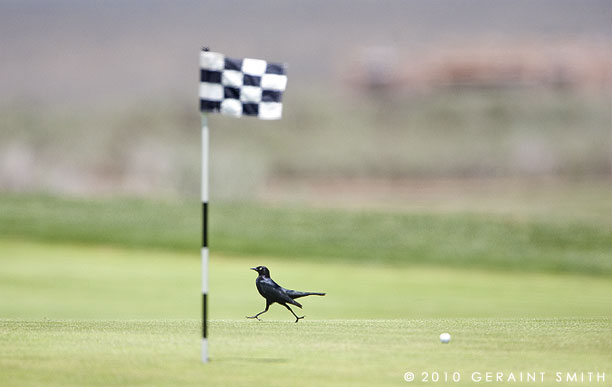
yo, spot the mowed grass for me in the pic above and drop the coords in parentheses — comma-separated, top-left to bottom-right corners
(1, 190, 611, 386)
(1, 240, 611, 386)
(1, 239, 611, 320)
(1, 193, 611, 275)
(1, 319, 611, 387)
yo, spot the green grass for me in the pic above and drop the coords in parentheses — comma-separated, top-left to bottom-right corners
(0, 239, 611, 387)
(1, 189, 610, 386)
(1, 193, 611, 276)
(1, 319, 610, 387)
(2, 239, 611, 320)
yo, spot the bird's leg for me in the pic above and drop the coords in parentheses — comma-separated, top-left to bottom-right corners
(246, 302, 270, 321)
(284, 304, 305, 323)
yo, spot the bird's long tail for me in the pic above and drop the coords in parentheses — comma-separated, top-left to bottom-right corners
(286, 290, 326, 299)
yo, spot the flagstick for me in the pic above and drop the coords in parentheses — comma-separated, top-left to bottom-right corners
(201, 112, 210, 363)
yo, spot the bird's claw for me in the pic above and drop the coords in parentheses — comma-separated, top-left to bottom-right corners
(246, 315, 261, 321)
(295, 315, 305, 323)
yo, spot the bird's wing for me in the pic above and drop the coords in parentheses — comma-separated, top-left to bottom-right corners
(258, 278, 302, 307)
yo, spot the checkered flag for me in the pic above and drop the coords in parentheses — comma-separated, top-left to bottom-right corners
(199, 50, 287, 120)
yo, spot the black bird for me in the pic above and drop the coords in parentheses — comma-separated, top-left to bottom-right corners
(247, 266, 326, 323)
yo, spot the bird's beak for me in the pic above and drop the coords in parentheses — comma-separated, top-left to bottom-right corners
(250, 267, 257, 271)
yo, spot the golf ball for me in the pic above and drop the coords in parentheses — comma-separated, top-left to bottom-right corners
(440, 332, 451, 343)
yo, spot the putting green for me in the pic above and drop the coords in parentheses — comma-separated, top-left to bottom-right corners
(1, 240, 610, 386)
(1, 239, 611, 320)
(1, 319, 610, 387)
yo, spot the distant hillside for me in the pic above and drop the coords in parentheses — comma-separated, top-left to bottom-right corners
(1, 0, 610, 106)
(0, 0, 610, 197)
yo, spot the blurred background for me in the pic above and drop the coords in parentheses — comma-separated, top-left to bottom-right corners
(1, 0, 611, 322)
(1, 0, 610, 202)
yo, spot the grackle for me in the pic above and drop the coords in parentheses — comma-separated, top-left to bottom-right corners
(247, 266, 325, 323)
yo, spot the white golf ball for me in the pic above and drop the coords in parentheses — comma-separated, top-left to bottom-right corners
(440, 332, 451, 343)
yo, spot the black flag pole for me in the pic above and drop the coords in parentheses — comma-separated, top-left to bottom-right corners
(201, 46, 210, 364)
(198, 46, 287, 363)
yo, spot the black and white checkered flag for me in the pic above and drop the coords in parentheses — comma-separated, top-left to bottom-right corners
(199, 50, 287, 120)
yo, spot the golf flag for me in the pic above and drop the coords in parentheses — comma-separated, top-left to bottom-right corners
(198, 48, 289, 363)
(199, 50, 288, 120)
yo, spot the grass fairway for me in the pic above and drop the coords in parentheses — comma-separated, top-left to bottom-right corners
(1, 239, 611, 319)
(2, 193, 611, 275)
(1, 240, 611, 386)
